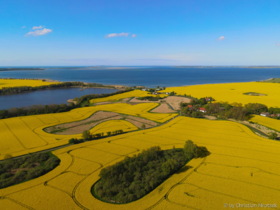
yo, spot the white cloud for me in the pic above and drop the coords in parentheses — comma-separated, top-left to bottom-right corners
(32, 25, 44, 30)
(26, 27, 52, 36)
(217, 36, 225, 41)
(105, 32, 130, 38)
(276, 43, 280, 47)
(21, 26, 26, 29)
(131, 34, 137, 38)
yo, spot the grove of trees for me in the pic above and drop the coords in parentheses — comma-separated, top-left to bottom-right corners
(93, 140, 210, 203)
(180, 97, 277, 121)
(69, 129, 125, 144)
(0, 152, 60, 189)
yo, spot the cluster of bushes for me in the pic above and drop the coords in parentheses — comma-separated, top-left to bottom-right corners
(168, 91, 176, 96)
(181, 108, 204, 118)
(267, 107, 280, 119)
(180, 97, 214, 118)
(268, 132, 279, 140)
(0, 89, 132, 119)
(69, 129, 125, 144)
(0, 152, 60, 189)
(204, 102, 269, 120)
(180, 96, 278, 121)
(269, 107, 280, 114)
(136, 96, 164, 101)
(190, 97, 214, 105)
(93, 140, 210, 203)
(145, 86, 165, 92)
(82, 129, 124, 140)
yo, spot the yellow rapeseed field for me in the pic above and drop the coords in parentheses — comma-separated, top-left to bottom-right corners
(163, 82, 280, 107)
(1, 116, 279, 209)
(96, 103, 177, 122)
(250, 115, 280, 131)
(1, 81, 279, 209)
(89, 120, 138, 134)
(0, 78, 58, 89)
(90, 89, 166, 104)
(0, 102, 175, 159)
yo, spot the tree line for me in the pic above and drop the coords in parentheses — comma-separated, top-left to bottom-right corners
(136, 96, 164, 101)
(69, 129, 125, 144)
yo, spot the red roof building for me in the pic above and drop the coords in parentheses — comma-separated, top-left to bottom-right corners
(199, 107, 206, 113)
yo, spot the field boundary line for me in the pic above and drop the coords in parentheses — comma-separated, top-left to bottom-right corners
(3, 197, 35, 210)
(146, 158, 206, 210)
(2, 120, 27, 149)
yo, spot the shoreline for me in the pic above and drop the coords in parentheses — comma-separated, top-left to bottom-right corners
(1, 66, 280, 88)
(0, 76, 279, 92)
(0, 68, 44, 71)
(0, 77, 129, 91)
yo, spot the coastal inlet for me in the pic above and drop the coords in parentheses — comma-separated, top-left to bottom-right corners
(0, 87, 118, 110)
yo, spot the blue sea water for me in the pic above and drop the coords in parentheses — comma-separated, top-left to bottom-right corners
(1, 66, 280, 87)
(1, 66, 280, 109)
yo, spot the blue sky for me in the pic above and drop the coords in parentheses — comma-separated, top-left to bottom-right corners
(0, 0, 280, 66)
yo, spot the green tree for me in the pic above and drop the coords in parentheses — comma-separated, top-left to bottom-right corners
(195, 146, 211, 158)
(169, 91, 176, 96)
(82, 130, 91, 140)
(191, 111, 204, 118)
(184, 140, 196, 159)
(268, 132, 278, 140)
(244, 103, 268, 114)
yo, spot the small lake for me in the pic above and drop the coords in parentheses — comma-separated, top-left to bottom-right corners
(0, 87, 117, 110)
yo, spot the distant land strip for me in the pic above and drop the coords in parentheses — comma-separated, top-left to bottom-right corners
(261, 78, 280, 83)
(174, 66, 280, 68)
(0, 68, 45, 71)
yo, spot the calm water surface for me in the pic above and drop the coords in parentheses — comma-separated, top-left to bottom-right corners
(1, 66, 280, 87)
(0, 87, 117, 110)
